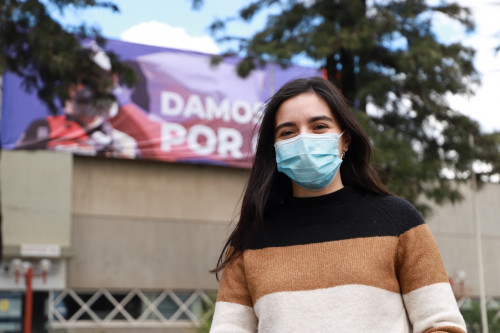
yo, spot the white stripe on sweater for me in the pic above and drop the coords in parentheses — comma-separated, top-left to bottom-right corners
(403, 282, 466, 333)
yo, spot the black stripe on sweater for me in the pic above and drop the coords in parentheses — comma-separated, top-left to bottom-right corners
(248, 186, 424, 250)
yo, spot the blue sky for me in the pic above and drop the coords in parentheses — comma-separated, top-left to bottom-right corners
(50, 0, 274, 45)
(49, 0, 500, 132)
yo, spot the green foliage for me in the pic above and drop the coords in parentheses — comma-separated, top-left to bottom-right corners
(197, 295, 216, 333)
(0, 0, 135, 114)
(460, 300, 500, 333)
(194, 0, 500, 215)
(198, 312, 214, 333)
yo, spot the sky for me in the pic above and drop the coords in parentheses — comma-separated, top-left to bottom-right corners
(50, 0, 500, 133)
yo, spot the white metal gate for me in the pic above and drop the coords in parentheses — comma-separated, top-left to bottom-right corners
(48, 288, 216, 330)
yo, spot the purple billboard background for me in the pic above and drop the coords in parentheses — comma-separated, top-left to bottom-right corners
(1, 39, 320, 168)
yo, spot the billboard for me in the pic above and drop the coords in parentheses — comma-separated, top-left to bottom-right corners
(1, 39, 320, 168)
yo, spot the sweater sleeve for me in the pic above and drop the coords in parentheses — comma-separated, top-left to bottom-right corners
(210, 252, 257, 333)
(397, 223, 466, 333)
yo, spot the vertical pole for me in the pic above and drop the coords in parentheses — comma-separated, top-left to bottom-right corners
(24, 266, 33, 333)
(469, 134, 489, 333)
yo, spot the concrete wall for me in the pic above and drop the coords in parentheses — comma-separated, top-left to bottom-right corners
(1, 150, 73, 253)
(69, 156, 249, 290)
(426, 182, 500, 297)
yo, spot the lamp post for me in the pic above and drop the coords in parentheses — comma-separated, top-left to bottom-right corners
(10, 259, 51, 333)
(469, 134, 489, 333)
(466, 73, 488, 333)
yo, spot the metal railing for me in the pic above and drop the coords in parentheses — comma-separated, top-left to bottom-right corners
(48, 288, 216, 330)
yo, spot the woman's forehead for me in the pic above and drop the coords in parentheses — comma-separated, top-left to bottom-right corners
(275, 93, 335, 124)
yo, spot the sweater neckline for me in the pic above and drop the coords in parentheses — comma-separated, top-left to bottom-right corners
(287, 185, 362, 208)
(265, 185, 368, 226)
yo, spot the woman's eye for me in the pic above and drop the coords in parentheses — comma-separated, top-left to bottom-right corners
(313, 123, 328, 130)
(279, 130, 294, 137)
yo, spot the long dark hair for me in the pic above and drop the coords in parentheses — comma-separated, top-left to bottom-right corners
(211, 76, 391, 278)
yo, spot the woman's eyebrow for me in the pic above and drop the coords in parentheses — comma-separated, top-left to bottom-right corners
(309, 116, 335, 123)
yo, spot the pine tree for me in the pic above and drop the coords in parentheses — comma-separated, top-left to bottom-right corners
(196, 0, 500, 214)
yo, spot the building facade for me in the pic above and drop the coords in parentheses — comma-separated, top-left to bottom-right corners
(1, 149, 499, 332)
(1, 150, 248, 332)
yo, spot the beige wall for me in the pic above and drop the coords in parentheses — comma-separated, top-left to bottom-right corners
(72, 156, 248, 223)
(69, 214, 229, 289)
(426, 183, 500, 297)
(1, 150, 72, 252)
(69, 156, 249, 290)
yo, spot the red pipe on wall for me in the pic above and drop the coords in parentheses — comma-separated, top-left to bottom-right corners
(23, 266, 33, 333)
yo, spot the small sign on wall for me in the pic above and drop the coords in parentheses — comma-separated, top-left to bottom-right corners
(20, 244, 61, 257)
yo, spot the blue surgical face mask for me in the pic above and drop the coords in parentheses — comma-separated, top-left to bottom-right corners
(274, 132, 344, 191)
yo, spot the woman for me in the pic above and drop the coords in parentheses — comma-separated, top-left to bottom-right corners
(210, 77, 466, 332)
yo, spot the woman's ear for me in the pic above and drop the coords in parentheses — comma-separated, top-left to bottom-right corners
(342, 131, 351, 152)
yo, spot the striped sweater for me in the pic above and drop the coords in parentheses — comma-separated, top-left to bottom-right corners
(210, 186, 466, 333)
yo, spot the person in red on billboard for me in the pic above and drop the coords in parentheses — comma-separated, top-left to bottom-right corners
(15, 42, 138, 158)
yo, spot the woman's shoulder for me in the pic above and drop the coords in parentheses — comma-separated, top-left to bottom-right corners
(365, 193, 425, 235)
(374, 194, 422, 215)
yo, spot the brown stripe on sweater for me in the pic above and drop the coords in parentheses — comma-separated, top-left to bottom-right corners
(424, 326, 465, 333)
(397, 224, 449, 294)
(240, 236, 401, 303)
(217, 253, 254, 307)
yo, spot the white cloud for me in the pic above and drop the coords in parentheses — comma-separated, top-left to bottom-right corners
(120, 21, 220, 54)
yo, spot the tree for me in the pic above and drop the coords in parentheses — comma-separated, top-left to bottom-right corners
(0, 0, 135, 115)
(194, 0, 500, 215)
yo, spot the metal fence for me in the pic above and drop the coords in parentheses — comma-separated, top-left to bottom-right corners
(48, 288, 216, 330)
